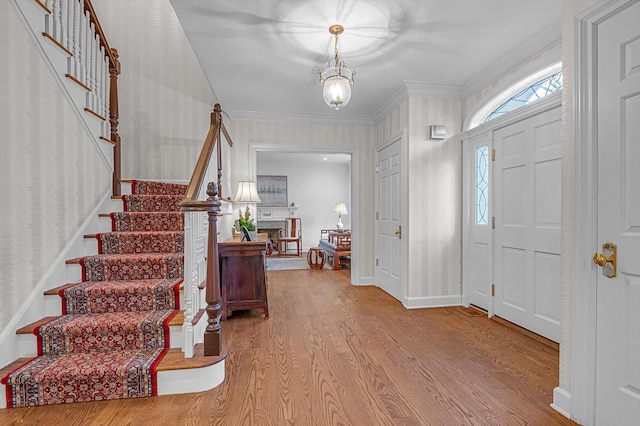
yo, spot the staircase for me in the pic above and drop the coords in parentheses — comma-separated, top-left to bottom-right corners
(0, 181, 226, 408)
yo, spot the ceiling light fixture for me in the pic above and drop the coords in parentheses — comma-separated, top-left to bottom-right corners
(318, 25, 355, 111)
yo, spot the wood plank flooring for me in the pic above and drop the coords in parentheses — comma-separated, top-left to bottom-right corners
(0, 269, 577, 425)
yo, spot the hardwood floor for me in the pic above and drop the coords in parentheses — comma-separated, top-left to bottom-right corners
(1, 270, 577, 425)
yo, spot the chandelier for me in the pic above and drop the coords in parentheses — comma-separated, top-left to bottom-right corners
(318, 25, 356, 111)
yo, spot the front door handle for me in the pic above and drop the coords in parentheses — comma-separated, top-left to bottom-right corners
(593, 242, 617, 278)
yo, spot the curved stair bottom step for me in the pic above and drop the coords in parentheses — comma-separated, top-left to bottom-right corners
(0, 345, 228, 409)
(156, 344, 229, 396)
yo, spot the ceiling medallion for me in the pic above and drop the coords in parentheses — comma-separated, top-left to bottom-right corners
(318, 25, 355, 111)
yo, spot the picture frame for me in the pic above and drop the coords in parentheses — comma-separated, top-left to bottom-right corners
(257, 175, 288, 207)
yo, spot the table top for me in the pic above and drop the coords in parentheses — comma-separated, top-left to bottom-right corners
(222, 233, 269, 245)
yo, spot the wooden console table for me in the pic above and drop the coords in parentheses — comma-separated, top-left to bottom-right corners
(219, 233, 269, 319)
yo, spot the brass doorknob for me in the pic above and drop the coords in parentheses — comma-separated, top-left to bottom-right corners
(593, 242, 617, 278)
(593, 252, 608, 267)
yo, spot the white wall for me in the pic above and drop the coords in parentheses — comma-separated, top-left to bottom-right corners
(0, 1, 111, 334)
(257, 160, 351, 250)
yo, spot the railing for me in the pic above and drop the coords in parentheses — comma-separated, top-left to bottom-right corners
(179, 104, 233, 358)
(18, 0, 122, 195)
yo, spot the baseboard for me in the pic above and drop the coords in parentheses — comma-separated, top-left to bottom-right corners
(551, 387, 572, 419)
(0, 191, 112, 369)
(403, 294, 463, 309)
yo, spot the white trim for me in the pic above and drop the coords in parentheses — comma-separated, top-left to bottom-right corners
(464, 62, 563, 131)
(404, 295, 463, 309)
(570, 1, 638, 424)
(248, 143, 361, 286)
(461, 91, 562, 141)
(228, 109, 374, 126)
(551, 387, 573, 419)
(460, 93, 562, 317)
(372, 82, 462, 125)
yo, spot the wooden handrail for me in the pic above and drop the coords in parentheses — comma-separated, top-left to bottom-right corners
(84, 0, 118, 68)
(179, 104, 233, 357)
(83, 0, 122, 196)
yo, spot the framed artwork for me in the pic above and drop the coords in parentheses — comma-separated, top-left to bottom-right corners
(257, 175, 288, 207)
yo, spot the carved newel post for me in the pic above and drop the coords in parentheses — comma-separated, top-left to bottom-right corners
(204, 181, 223, 356)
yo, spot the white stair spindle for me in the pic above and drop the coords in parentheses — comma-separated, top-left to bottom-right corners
(60, 0, 69, 51)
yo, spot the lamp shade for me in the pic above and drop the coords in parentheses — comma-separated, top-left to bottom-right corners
(233, 181, 262, 203)
(332, 202, 348, 215)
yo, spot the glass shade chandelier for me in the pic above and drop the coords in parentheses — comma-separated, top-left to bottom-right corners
(318, 25, 355, 111)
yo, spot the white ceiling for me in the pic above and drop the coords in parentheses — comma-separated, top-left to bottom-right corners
(170, 0, 562, 124)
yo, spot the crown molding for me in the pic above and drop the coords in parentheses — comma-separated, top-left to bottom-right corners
(372, 81, 462, 125)
(460, 18, 562, 99)
(226, 108, 374, 126)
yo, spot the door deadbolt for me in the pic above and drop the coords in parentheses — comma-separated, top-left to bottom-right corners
(593, 242, 617, 278)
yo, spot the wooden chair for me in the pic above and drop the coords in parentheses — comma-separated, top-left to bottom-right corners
(320, 229, 333, 241)
(277, 218, 302, 257)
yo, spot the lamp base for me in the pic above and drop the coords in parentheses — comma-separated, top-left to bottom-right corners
(336, 221, 344, 231)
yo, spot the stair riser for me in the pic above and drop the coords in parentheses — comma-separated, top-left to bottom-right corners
(81, 256, 184, 282)
(16, 323, 183, 358)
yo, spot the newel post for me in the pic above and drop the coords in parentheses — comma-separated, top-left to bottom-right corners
(204, 182, 223, 356)
(109, 48, 122, 196)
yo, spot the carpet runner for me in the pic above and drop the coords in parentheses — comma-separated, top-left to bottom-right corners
(2, 181, 186, 407)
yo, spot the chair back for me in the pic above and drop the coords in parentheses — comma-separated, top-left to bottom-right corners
(284, 217, 302, 238)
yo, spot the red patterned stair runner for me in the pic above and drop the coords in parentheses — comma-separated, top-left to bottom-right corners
(2, 181, 187, 407)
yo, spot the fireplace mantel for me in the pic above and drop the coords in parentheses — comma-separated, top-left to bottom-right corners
(257, 206, 299, 221)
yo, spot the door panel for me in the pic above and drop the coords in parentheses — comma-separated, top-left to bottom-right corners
(595, 2, 640, 422)
(377, 139, 403, 302)
(493, 107, 561, 341)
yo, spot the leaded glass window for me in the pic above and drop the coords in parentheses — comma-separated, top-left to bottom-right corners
(484, 72, 563, 123)
(476, 145, 489, 225)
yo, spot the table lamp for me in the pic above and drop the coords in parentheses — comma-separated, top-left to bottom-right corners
(332, 202, 348, 231)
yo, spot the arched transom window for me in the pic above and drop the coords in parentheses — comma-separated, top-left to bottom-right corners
(484, 72, 563, 123)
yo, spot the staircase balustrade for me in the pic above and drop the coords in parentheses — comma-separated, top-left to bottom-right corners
(14, 0, 122, 195)
(180, 104, 233, 358)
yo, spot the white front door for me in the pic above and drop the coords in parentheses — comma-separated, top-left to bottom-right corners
(376, 136, 404, 302)
(595, 1, 640, 423)
(493, 106, 562, 342)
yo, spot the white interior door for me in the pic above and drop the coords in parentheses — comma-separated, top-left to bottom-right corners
(493, 106, 561, 342)
(376, 137, 404, 302)
(595, 1, 640, 422)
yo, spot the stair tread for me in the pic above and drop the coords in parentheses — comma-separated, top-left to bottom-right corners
(67, 252, 184, 264)
(0, 357, 33, 378)
(16, 317, 57, 334)
(156, 344, 228, 372)
(44, 283, 78, 296)
(15, 312, 184, 336)
(1, 343, 227, 378)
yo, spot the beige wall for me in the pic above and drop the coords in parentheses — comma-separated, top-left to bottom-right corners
(0, 1, 111, 333)
(91, 0, 217, 181)
(376, 97, 463, 302)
